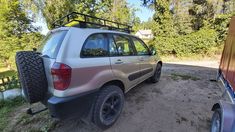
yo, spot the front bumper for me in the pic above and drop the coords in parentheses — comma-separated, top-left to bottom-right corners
(47, 90, 98, 119)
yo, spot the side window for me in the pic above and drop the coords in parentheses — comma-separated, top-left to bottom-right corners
(113, 35, 134, 56)
(132, 38, 149, 55)
(81, 34, 108, 57)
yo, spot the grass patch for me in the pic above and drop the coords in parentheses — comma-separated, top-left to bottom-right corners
(0, 70, 16, 78)
(0, 97, 25, 131)
(171, 73, 200, 81)
(11, 107, 57, 132)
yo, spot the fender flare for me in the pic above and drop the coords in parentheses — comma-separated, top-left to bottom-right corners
(211, 100, 235, 132)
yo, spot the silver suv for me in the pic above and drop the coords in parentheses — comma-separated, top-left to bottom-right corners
(15, 12, 162, 129)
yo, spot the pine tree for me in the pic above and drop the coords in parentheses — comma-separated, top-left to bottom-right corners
(172, 0, 193, 35)
(189, 0, 215, 30)
(152, 0, 176, 37)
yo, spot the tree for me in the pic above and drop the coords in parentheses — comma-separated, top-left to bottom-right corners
(141, 0, 234, 57)
(24, 0, 137, 29)
(151, 0, 176, 37)
(188, 0, 215, 30)
(172, 0, 193, 35)
(139, 18, 155, 29)
(0, 0, 42, 69)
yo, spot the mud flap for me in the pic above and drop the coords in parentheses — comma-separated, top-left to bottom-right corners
(212, 100, 235, 132)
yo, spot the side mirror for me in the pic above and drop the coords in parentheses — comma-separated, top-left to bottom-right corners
(151, 49, 157, 55)
(149, 46, 157, 55)
(149, 45, 157, 56)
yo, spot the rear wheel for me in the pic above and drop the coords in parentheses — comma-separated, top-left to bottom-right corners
(93, 85, 124, 129)
(211, 109, 222, 132)
(150, 63, 162, 83)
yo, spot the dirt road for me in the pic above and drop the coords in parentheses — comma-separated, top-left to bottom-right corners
(6, 61, 222, 132)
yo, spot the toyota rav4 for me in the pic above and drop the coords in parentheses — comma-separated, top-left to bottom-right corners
(15, 12, 162, 129)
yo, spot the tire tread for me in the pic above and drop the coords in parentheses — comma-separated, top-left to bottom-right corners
(15, 51, 48, 103)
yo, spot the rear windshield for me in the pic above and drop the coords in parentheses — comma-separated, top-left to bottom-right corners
(39, 30, 67, 58)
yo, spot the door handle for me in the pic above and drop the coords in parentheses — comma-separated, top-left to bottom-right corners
(115, 59, 123, 64)
(139, 57, 144, 61)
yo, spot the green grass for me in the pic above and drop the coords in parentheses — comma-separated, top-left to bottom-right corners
(0, 97, 25, 131)
(171, 73, 200, 81)
(9, 105, 57, 132)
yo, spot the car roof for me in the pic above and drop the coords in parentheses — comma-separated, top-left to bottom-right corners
(50, 27, 137, 38)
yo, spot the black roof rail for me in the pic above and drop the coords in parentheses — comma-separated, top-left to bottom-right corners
(52, 12, 132, 33)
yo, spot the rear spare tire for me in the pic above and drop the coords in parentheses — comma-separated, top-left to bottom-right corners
(15, 51, 48, 103)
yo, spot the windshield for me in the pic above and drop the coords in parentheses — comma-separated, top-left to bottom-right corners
(39, 30, 67, 58)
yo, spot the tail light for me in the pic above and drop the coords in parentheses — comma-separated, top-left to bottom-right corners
(51, 62, 71, 91)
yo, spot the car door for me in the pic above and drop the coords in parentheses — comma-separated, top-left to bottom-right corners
(131, 37, 154, 81)
(108, 34, 141, 90)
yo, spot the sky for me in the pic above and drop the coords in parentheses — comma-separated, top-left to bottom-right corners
(127, 0, 154, 21)
(37, 0, 154, 35)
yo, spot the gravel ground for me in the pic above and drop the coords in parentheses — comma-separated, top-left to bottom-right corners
(6, 61, 223, 132)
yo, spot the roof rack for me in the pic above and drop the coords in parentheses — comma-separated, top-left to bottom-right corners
(52, 12, 132, 33)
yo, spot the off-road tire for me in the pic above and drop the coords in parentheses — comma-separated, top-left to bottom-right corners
(15, 51, 48, 104)
(150, 63, 162, 83)
(93, 85, 124, 129)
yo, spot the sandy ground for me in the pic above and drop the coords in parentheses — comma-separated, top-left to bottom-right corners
(5, 61, 223, 132)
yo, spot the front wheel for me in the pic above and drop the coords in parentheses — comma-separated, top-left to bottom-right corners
(150, 63, 162, 83)
(211, 109, 222, 132)
(93, 85, 124, 129)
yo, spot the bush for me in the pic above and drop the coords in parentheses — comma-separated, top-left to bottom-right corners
(4, 76, 20, 90)
(150, 29, 218, 57)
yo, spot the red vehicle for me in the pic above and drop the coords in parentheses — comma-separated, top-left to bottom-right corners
(211, 16, 235, 132)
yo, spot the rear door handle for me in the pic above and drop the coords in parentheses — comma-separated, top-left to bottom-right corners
(139, 57, 144, 61)
(115, 59, 123, 64)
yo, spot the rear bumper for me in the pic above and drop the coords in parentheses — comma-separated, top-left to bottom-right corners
(47, 90, 98, 119)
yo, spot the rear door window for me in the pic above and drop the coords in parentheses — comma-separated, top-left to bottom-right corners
(112, 35, 135, 56)
(39, 31, 67, 58)
(81, 34, 108, 57)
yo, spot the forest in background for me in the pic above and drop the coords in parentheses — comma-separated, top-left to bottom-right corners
(141, 0, 235, 57)
(0, 0, 235, 69)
